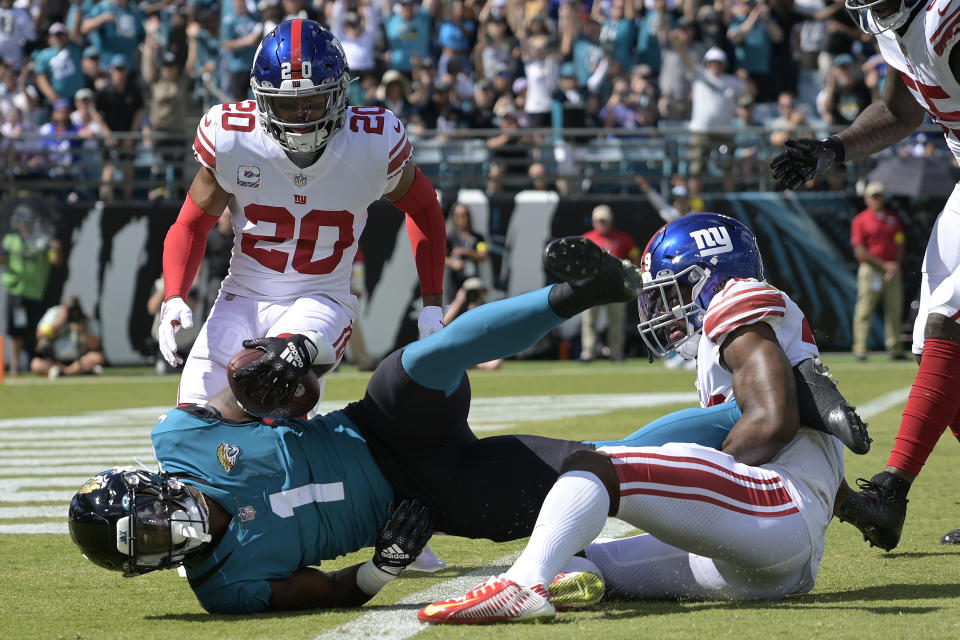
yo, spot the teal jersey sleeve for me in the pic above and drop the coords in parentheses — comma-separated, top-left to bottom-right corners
(151, 408, 394, 614)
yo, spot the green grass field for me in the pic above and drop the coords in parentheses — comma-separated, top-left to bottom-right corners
(3, 356, 959, 640)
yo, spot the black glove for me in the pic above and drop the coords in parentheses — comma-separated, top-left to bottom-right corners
(770, 136, 845, 190)
(232, 334, 318, 406)
(372, 498, 434, 576)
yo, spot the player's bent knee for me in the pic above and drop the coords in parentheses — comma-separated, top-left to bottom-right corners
(560, 449, 620, 515)
(924, 313, 960, 344)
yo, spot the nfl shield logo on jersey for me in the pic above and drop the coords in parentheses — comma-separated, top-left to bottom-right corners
(237, 165, 261, 188)
(294, 173, 307, 188)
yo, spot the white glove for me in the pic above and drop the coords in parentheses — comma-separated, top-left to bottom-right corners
(418, 305, 447, 339)
(158, 297, 193, 366)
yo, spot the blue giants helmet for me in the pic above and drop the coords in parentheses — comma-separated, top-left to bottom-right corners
(844, 0, 923, 34)
(637, 213, 764, 358)
(250, 19, 350, 154)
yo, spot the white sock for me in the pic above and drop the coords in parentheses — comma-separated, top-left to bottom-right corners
(504, 470, 610, 588)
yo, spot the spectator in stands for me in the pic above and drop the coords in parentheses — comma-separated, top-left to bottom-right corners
(475, 10, 518, 81)
(95, 53, 144, 201)
(221, 0, 262, 101)
(143, 18, 190, 199)
(727, 0, 784, 103)
(580, 204, 638, 362)
(436, 0, 477, 75)
(635, 174, 689, 223)
(0, 107, 42, 172)
(851, 182, 906, 362)
(81, 46, 106, 91)
(862, 53, 888, 102)
(522, 34, 558, 128)
(38, 98, 79, 178)
(1, 205, 62, 376)
(282, 0, 322, 21)
(768, 90, 811, 147)
(600, 75, 639, 129)
(383, 0, 435, 73)
(81, 0, 144, 65)
(331, 0, 381, 77)
(696, 1, 729, 52)
(629, 63, 660, 126)
(445, 202, 490, 296)
(681, 45, 746, 181)
(528, 162, 553, 190)
(657, 18, 701, 121)
(375, 69, 413, 118)
(486, 161, 508, 194)
(185, 9, 220, 105)
(635, 0, 669, 73)
(467, 79, 497, 128)
(819, 53, 872, 126)
(510, 76, 529, 126)
(260, 0, 285, 33)
(552, 61, 586, 128)
(488, 108, 530, 176)
(731, 94, 764, 190)
(594, 0, 637, 70)
(71, 87, 110, 197)
(34, 22, 85, 108)
(566, 17, 605, 93)
(0, 0, 36, 71)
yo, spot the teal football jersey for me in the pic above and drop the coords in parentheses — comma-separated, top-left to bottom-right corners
(151, 407, 394, 613)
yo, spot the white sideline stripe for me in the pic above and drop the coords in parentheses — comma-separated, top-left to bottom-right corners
(0, 522, 67, 534)
(0, 457, 156, 467)
(0, 448, 155, 458)
(856, 386, 911, 420)
(318, 517, 635, 640)
(0, 465, 149, 476)
(0, 506, 67, 518)
(0, 407, 170, 429)
(314, 553, 520, 640)
(0, 429, 152, 442)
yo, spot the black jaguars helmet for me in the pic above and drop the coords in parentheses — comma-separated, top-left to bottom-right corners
(68, 468, 212, 576)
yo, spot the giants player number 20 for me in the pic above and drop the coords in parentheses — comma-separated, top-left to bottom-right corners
(238, 107, 387, 276)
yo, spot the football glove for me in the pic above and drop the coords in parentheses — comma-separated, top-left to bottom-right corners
(418, 305, 448, 339)
(233, 333, 319, 407)
(770, 136, 845, 190)
(372, 498, 435, 576)
(158, 297, 193, 367)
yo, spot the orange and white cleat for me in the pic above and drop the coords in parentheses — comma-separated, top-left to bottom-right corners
(417, 575, 556, 624)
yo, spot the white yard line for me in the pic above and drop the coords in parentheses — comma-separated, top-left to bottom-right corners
(855, 386, 911, 420)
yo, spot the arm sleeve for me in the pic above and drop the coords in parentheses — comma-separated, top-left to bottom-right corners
(384, 110, 414, 189)
(162, 194, 221, 300)
(702, 280, 787, 346)
(391, 167, 446, 297)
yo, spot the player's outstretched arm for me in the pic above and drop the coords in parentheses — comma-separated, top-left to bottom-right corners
(719, 323, 802, 466)
(267, 498, 434, 611)
(159, 167, 231, 366)
(770, 72, 925, 190)
(833, 70, 927, 162)
(385, 161, 447, 337)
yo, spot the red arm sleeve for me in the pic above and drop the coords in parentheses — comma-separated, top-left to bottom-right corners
(162, 193, 221, 300)
(392, 167, 446, 298)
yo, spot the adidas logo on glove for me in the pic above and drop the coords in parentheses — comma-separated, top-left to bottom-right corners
(380, 544, 410, 561)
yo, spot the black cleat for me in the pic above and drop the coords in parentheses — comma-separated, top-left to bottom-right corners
(793, 358, 872, 454)
(941, 529, 960, 544)
(543, 237, 643, 304)
(835, 472, 908, 551)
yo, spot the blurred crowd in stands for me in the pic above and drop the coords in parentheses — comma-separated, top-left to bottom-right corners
(0, 0, 949, 199)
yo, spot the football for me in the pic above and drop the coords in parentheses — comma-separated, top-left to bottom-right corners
(227, 348, 321, 419)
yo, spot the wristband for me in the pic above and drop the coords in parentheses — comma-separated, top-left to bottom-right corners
(356, 560, 397, 596)
(824, 136, 846, 163)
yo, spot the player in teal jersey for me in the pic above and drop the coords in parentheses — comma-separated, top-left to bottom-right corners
(67, 238, 755, 614)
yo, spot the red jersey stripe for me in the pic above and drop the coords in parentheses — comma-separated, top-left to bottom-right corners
(193, 137, 216, 169)
(614, 461, 795, 508)
(291, 19, 302, 79)
(196, 125, 215, 153)
(390, 132, 407, 156)
(387, 140, 412, 175)
(605, 450, 785, 485)
(618, 487, 800, 517)
(705, 308, 786, 340)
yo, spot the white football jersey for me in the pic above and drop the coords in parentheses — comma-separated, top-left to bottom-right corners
(695, 278, 843, 582)
(192, 101, 413, 305)
(874, 3, 960, 163)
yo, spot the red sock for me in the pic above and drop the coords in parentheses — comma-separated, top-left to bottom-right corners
(888, 338, 960, 475)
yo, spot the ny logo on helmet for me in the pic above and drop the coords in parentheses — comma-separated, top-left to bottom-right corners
(689, 227, 732, 257)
